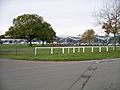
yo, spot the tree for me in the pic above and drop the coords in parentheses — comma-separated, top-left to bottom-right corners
(0, 35, 5, 44)
(94, 0, 120, 50)
(37, 21, 56, 46)
(0, 35, 5, 39)
(81, 29, 95, 45)
(5, 14, 56, 46)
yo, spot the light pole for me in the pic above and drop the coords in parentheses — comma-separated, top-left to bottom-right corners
(77, 35, 81, 46)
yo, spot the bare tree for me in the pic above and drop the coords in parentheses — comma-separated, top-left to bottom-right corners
(94, 0, 120, 50)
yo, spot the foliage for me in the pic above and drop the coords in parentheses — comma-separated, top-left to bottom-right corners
(0, 35, 5, 44)
(94, 0, 120, 50)
(81, 29, 95, 44)
(0, 35, 5, 39)
(37, 21, 56, 45)
(5, 14, 56, 46)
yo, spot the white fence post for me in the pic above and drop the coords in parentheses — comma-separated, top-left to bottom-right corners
(113, 46, 115, 51)
(91, 47, 94, 52)
(51, 48, 53, 54)
(62, 47, 64, 54)
(106, 46, 108, 52)
(99, 47, 101, 52)
(35, 47, 37, 55)
(83, 47, 85, 53)
(73, 47, 75, 53)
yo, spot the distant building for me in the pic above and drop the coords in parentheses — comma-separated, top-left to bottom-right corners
(1, 35, 120, 45)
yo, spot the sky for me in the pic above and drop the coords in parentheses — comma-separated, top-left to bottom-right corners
(0, 0, 106, 36)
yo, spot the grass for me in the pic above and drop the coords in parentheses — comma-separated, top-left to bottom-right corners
(0, 44, 120, 61)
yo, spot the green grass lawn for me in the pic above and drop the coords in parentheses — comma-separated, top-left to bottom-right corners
(0, 44, 120, 61)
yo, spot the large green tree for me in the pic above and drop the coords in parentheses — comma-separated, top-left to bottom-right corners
(37, 21, 56, 46)
(5, 14, 56, 46)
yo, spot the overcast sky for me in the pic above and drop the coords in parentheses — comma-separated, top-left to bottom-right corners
(0, 0, 106, 36)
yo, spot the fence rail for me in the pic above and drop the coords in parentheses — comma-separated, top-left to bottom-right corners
(35, 46, 115, 55)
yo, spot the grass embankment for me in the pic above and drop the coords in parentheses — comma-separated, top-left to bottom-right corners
(0, 44, 120, 61)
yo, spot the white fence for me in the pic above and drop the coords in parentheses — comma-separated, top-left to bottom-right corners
(34, 46, 115, 55)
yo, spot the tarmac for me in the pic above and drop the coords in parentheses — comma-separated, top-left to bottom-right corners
(0, 58, 120, 90)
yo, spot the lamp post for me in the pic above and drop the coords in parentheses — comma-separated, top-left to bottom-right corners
(77, 35, 81, 46)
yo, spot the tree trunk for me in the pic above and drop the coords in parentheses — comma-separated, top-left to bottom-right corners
(29, 39, 32, 46)
(42, 41, 45, 46)
(88, 39, 91, 45)
(113, 33, 116, 50)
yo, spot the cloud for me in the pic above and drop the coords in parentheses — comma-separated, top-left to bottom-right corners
(0, 0, 104, 36)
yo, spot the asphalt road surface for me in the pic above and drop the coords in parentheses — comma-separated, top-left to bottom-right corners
(0, 58, 120, 90)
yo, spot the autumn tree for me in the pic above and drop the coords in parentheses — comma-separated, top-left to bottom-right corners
(81, 29, 95, 45)
(5, 14, 56, 46)
(94, 0, 120, 50)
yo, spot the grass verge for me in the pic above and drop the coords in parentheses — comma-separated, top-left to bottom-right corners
(0, 44, 120, 61)
(0, 51, 120, 61)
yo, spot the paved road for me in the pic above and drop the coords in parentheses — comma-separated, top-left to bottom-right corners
(0, 59, 120, 90)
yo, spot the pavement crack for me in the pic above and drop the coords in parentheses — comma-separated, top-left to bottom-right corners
(67, 62, 100, 90)
(81, 75, 91, 78)
(81, 75, 91, 90)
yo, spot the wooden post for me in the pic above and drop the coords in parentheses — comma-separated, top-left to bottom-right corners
(99, 47, 101, 52)
(113, 46, 115, 51)
(83, 47, 85, 53)
(106, 46, 108, 52)
(35, 47, 37, 55)
(91, 47, 94, 52)
(51, 48, 53, 54)
(73, 47, 75, 53)
(62, 47, 64, 54)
